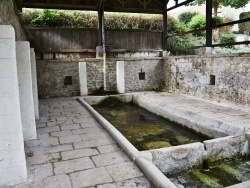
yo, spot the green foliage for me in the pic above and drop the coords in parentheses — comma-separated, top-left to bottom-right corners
(178, 12, 198, 24)
(219, 33, 236, 48)
(239, 11, 250, 33)
(188, 14, 206, 36)
(167, 35, 200, 55)
(212, 16, 224, 26)
(30, 9, 60, 27)
(188, 0, 250, 9)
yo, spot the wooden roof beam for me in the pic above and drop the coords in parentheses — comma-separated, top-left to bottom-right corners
(21, 2, 98, 11)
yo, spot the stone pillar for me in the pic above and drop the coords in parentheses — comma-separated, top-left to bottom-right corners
(0, 25, 27, 186)
(200, 47, 214, 55)
(79, 62, 88, 96)
(16, 41, 37, 141)
(116, 61, 125, 93)
(30, 48, 39, 119)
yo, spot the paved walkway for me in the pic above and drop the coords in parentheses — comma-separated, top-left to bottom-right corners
(13, 97, 152, 188)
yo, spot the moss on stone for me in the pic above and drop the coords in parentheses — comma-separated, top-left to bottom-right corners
(218, 164, 248, 182)
(176, 136, 190, 144)
(193, 170, 223, 188)
(144, 141, 172, 150)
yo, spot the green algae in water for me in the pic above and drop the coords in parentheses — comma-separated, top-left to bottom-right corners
(218, 164, 248, 182)
(144, 141, 172, 150)
(193, 170, 223, 188)
(169, 159, 250, 188)
(93, 97, 208, 151)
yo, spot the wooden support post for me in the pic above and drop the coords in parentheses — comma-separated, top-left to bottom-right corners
(206, 0, 213, 47)
(163, 0, 169, 51)
(97, 0, 103, 46)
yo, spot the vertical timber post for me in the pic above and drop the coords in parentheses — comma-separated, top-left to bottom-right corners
(97, 1, 102, 47)
(96, 0, 103, 58)
(162, 0, 169, 56)
(101, 0, 107, 91)
(205, 0, 213, 54)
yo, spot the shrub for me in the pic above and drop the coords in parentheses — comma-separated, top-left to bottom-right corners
(178, 12, 198, 24)
(30, 9, 60, 27)
(167, 35, 200, 55)
(219, 33, 236, 48)
(239, 11, 250, 33)
(23, 9, 185, 33)
(188, 14, 206, 36)
(212, 16, 224, 26)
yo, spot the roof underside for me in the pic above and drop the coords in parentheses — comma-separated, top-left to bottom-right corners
(21, 0, 165, 14)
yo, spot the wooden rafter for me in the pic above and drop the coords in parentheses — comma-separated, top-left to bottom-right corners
(21, 0, 164, 14)
(21, 2, 98, 11)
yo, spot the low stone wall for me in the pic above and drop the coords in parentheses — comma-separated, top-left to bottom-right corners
(36, 57, 165, 98)
(164, 54, 250, 107)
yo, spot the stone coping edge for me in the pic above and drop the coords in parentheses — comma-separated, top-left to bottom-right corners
(226, 180, 250, 188)
(77, 97, 177, 188)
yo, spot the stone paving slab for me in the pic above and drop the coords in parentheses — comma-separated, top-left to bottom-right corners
(12, 97, 152, 188)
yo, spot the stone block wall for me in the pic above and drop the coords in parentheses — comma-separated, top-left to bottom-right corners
(86, 60, 104, 94)
(36, 57, 165, 98)
(36, 60, 80, 98)
(0, 0, 28, 41)
(124, 59, 165, 92)
(164, 54, 250, 106)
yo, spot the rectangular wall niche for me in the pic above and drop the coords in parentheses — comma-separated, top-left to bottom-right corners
(139, 71, 145, 80)
(210, 75, 216, 85)
(64, 76, 72, 85)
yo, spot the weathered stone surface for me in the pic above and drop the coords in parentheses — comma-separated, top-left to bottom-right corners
(92, 151, 130, 167)
(51, 130, 72, 137)
(59, 135, 81, 144)
(15, 98, 151, 187)
(149, 143, 205, 174)
(80, 132, 112, 141)
(166, 55, 250, 107)
(74, 138, 116, 149)
(54, 157, 95, 175)
(37, 126, 60, 134)
(106, 162, 144, 181)
(45, 144, 73, 153)
(25, 137, 59, 148)
(61, 148, 99, 160)
(97, 144, 121, 154)
(72, 126, 104, 135)
(70, 167, 113, 188)
(61, 124, 81, 131)
(34, 175, 72, 188)
(28, 163, 53, 180)
(204, 136, 243, 162)
(96, 177, 151, 188)
(26, 153, 60, 165)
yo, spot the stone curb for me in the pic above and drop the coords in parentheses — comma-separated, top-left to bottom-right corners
(77, 98, 177, 188)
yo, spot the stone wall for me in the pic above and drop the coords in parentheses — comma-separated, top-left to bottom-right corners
(37, 60, 80, 98)
(164, 54, 250, 106)
(36, 57, 165, 98)
(124, 59, 165, 92)
(0, 0, 28, 41)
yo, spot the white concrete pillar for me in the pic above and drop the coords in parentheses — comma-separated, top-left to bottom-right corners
(79, 62, 88, 96)
(30, 48, 39, 119)
(0, 25, 27, 186)
(16, 41, 37, 141)
(116, 61, 125, 93)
